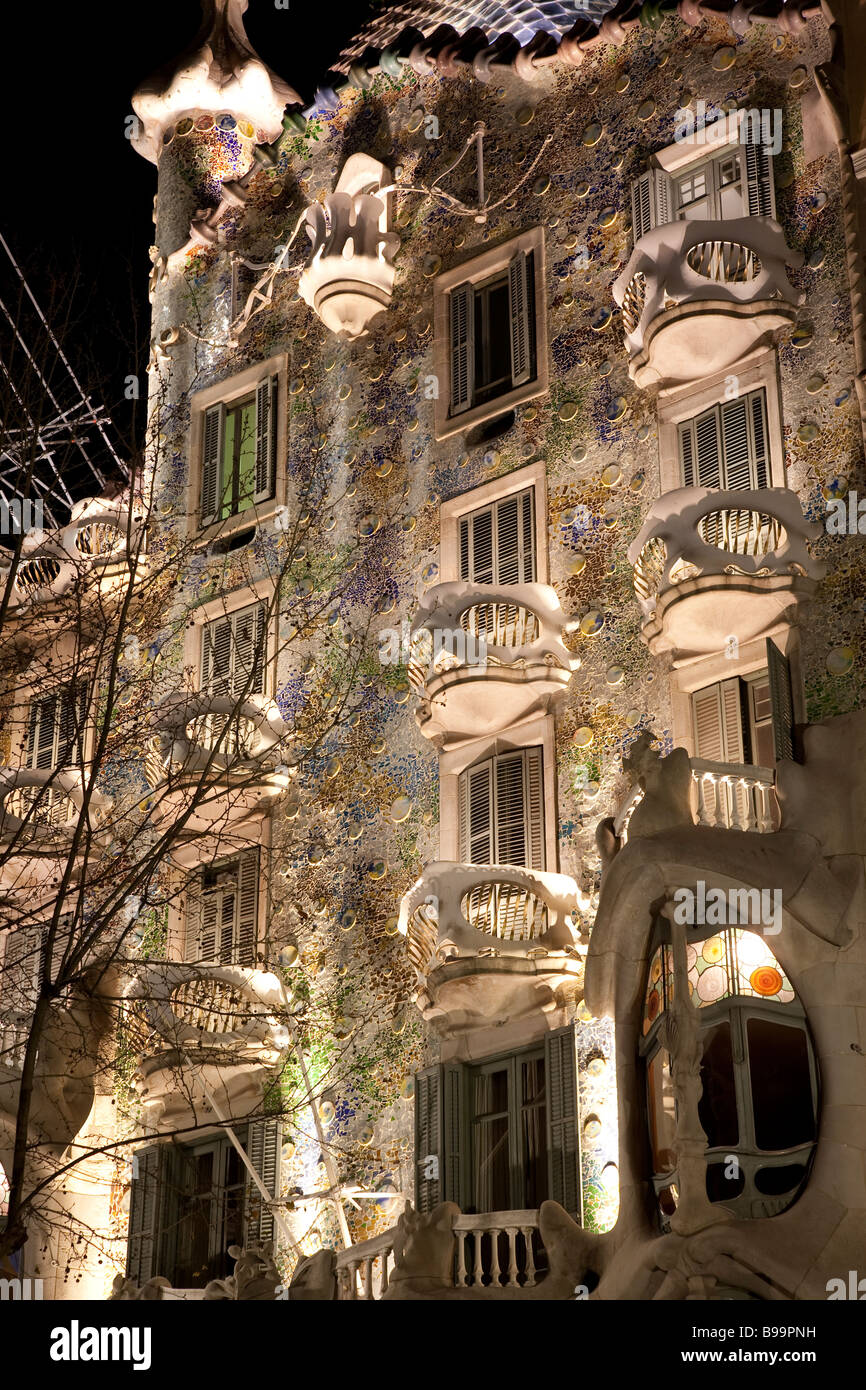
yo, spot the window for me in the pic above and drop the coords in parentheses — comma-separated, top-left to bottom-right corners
(691, 639, 796, 771)
(640, 925, 817, 1223)
(200, 376, 276, 526)
(21, 682, 88, 824)
(184, 849, 259, 967)
(459, 488, 536, 585)
(414, 1026, 579, 1217)
(458, 747, 545, 870)
(127, 1120, 280, 1288)
(678, 389, 769, 491)
(202, 603, 266, 700)
(631, 131, 774, 241)
(434, 230, 547, 438)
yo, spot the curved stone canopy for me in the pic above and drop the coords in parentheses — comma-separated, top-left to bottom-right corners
(132, 0, 301, 162)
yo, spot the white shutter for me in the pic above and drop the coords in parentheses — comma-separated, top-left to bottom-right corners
(183, 881, 203, 963)
(631, 168, 673, 243)
(679, 420, 696, 487)
(200, 880, 220, 963)
(745, 142, 774, 219)
(460, 506, 494, 584)
(254, 377, 276, 503)
(495, 752, 527, 867)
(525, 746, 545, 871)
(630, 171, 654, 242)
(695, 407, 722, 489)
(720, 397, 753, 490)
(235, 848, 259, 967)
(449, 283, 474, 415)
(749, 390, 769, 489)
(459, 759, 494, 864)
(508, 252, 531, 387)
(202, 615, 233, 697)
(201, 404, 223, 526)
(229, 603, 267, 699)
(692, 680, 744, 763)
(459, 490, 535, 584)
(495, 495, 521, 585)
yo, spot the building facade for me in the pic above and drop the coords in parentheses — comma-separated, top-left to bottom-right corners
(2, 0, 866, 1301)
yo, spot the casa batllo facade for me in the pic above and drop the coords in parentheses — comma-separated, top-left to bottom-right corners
(1, 0, 866, 1303)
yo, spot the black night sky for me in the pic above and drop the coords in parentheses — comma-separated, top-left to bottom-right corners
(1, 0, 382, 491)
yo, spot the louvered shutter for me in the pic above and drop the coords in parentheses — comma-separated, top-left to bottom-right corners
(450, 283, 474, 415)
(695, 408, 722, 489)
(2, 926, 42, 1012)
(183, 879, 204, 963)
(57, 684, 88, 768)
(749, 390, 769, 489)
(721, 396, 753, 491)
(218, 874, 237, 964)
(461, 506, 493, 584)
(459, 759, 494, 864)
(496, 495, 521, 585)
(254, 377, 276, 503)
(414, 1063, 466, 1214)
(246, 1118, 281, 1244)
(693, 680, 744, 763)
(508, 252, 531, 387)
(679, 420, 696, 487)
(525, 746, 545, 871)
(235, 849, 259, 967)
(745, 142, 774, 219)
(631, 171, 653, 241)
(545, 1026, 580, 1217)
(519, 488, 536, 583)
(201, 404, 223, 526)
(228, 603, 267, 699)
(126, 1145, 167, 1284)
(767, 638, 797, 763)
(203, 615, 233, 698)
(630, 169, 673, 242)
(27, 696, 58, 770)
(495, 752, 528, 868)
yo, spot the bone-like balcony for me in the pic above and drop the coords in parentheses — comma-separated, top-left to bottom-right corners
(0, 497, 144, 615)
(627, 486, 824, 660)
(398, 862, 583, 1027)
(126, 964, 286, 1128)
(0, 769, 113, 888)
(615, 758, 778, 840)
(407, 582, 580, 750)
(612, 217, 804, 389)
(143, 693, 292, 832)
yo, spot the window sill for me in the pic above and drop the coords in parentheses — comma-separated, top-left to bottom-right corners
(435, 377, 547, 442)
(192, 500, 279, 549)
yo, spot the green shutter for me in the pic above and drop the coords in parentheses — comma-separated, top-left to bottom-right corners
(508, 251, 531, 387)
(127, 1145, 169, 1284)
(201, 404, 223, 526)
(246, 1118, 281, 1244)
(254, 377, 276, 503)
(415, 1063, 466, 1212)
(545, 1025, 581, 1218)
(449, 283, 474, 415)
(766, 638, 798, 763)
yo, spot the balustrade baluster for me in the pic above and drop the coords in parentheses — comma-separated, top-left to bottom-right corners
(521, 1227, 537, 1288)
(506, 1228, 520, 1287)
(456, 1230, 469, 1286)
(488, 1229, 502, 1286)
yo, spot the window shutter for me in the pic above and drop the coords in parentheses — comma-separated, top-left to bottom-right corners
(254, 377, 276, 503)
(2, 926, 42, 1012)
(235, 849, 259, 967)
(749, 390, 769, 489)
(495, 751, 528, 867)
(495, 495, 521, 585)
(720, 397, 753, 490)
(57, 683, 88, 768)
(200, 879, 220, 963)
(766, 638, 797, 763)
(246, 1117, 281, 1244)
(519, 488, 536, 583)
(692, 683, 725, 762)
(203, 615, 233, 697)
(695, 407, 722, 489)
(414, 1063, 466, 1213)
(449, 283, 474, 415)
(745, 142, 774, 219)
(126, 1145, 166, 1284)
(545, 1026, 581, 1218)
(630, 171, 653, 241)
(679, 420, 696, 488)
(525, 746, 545, 871)
(720, 678, 745, 763)
(459, 758, 494, 864)
(463, 507, 493, 584)
(631, 169, 672, 242)
(183, 880, 204, 963)
(230, 603, 267, 699)
(201, 404, 223, 526)
(218, 876, 237, 964)
(28, 696, 58, 770)
(508, 252, 531, 387)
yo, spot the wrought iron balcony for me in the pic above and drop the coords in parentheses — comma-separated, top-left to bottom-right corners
(398, 861, 583, 1028)
(0, 496, 145, 614)
(407, 581, 580, 750)
(627, 486, 824, 659)
(612, 217, 804, 389)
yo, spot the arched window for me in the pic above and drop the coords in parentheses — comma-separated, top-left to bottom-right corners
(640, 922, 818, 1225)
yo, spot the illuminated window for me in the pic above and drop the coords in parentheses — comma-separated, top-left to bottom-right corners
(640, 923, 817, 1224)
